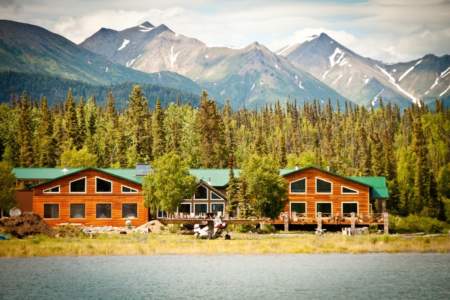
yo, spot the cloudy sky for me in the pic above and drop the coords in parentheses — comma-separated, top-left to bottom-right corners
(1, 0, 449, 62)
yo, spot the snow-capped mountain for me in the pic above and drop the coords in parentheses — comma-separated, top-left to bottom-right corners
(81, 22, 348, 108)
(280, 33, 450, 107)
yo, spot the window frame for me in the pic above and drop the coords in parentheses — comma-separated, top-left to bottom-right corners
(194, 203, 208, 215)
(289, 177, 307, 194)
(121, 203, 138, 219)
(289, 201, 307, 217)
(341, 201, 359, 216)
(341, 185, 359, 195)
(95, 203, 112, 219)
(69, 203, 86, 219)
(121, 185, 138, 194)
(210, 203, 225, 215)
(95, 176, 113, 194)
(177, 202, 192, 215)
(43, 185, 61, 194)
(43, 203, 60, 219)
(69, 176, 87, 194)
(194, 185, 208, 200)
(315, 201, 333, 217)
(315, 177, 333, 194)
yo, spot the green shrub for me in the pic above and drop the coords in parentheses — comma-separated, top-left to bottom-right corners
(233, 224, 257, 233)
(390, 215, 446, 234)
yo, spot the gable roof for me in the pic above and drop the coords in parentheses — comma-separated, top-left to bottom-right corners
(13, 166, 389, 199)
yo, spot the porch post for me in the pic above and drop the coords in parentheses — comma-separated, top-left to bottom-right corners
(284, 213, 289, 232)
(350, 212, 356, 235)
(383, 212, 389, 234)
(317, 212, 322, 232)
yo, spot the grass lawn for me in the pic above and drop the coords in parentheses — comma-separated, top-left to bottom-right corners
(0, 232, 449, 257)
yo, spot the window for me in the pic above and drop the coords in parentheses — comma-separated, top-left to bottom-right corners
(316, 202, 332, 217)
(96, 177, 112, 193)
(70, 204, 85, 218)
(178, 203, 191, 214)
(157, 210, 167, 218)
(211, 191, 222, 200)
(290, 178, 306, 193)
(70, 177, 86, 193)
(43, 185, 60, 194)
(342, 186, 358, 194)
(194, 185, 208, 199)
(316, 178, 332, 193)
(342, 202, 358, 216)
(122, 185, 138, 193)
(122, 203, 137, 218)
(44, 204, 59, 219)
(290, 202, 306, 216)
(211, 203, 224, 215)
(96, 203, 111, 219)
(194, 204, 208, 215)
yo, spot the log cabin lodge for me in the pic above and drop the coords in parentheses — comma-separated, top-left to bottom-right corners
(11, 166, 389, 228)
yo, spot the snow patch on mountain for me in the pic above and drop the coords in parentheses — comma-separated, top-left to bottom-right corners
(398, 59, 422, 81)
(346, 76, 353, 86)
(332, 74, 343, 85)
(117, 39, 130, 51)
(139, 24, 153, 32)
(169, 46, 180, 68)
(376, 65, 419, 105)
(250, 82, 256, 91)
(298, 81, 304, 89)
(126, 54, 141, 67)
(329, 48, 345, 68)
(440, 85, 450, 97)
(441, 66, 450, 78)
(371, 89, 384, 106)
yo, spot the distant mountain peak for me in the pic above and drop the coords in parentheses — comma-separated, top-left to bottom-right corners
(140, 21, 154, 28)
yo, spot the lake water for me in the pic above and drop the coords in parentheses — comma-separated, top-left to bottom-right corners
(0, 254, 449, 299)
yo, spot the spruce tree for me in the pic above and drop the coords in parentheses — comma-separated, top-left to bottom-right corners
(152, 98, 165, 159)
(17, 93, 34, 167)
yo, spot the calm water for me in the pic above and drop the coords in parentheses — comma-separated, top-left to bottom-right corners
(0, 254, 449, 300)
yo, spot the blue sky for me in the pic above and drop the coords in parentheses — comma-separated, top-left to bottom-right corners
(1, 0, 449, 62)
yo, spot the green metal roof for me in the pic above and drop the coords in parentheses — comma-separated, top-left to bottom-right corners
(348, 176, 389, 199)
(12, 166, 389, 199)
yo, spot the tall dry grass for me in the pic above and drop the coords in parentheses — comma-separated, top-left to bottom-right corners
(0, 233, 449, 257)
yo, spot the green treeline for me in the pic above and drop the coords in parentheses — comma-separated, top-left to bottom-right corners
(0, 86, 449, 220)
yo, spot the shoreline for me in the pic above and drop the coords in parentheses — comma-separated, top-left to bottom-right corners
(0, 233, 449, 257)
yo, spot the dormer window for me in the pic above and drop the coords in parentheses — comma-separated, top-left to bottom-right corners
(70, 177, 86, 193)
(290, 178, 306, 194)
(43, 185, 60, 194)
(342, 186, 358, 194)
(211, 191, 223, 200)
(96, 177, 112, 193)
(122, 185, 138, 193)
(194, 185, 208, 200)
(316, 177, 332, 194)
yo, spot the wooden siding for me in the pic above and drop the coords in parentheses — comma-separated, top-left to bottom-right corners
(283, 168, 370, 218)
(33, 170, 147, 226)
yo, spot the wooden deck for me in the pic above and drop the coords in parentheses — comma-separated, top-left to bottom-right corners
(157, 213, 386, 226)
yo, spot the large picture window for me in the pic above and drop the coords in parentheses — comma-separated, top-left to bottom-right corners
(194, 203, 208, 215)
(290, 202, 306, 217)
(70, 203, 85, 218)
(342, 202, 358, 216)
(178, 203, 191, 214)
(96, 203, 111, 219)
(290, 178, 306, 193)
(96, 177, 112, 193)
(70, 177, 86, 193)
(316, 202, 332, 217)
(44, 204, 59, 219)
(211, 191, 222, 200)
(316, 178, 332, 194)
(194, 186, 208, 199)
(122, 203, 137, 218)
